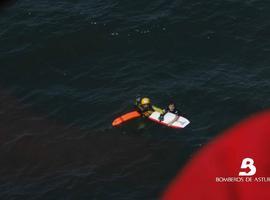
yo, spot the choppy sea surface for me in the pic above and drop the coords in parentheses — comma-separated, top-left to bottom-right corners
(0, 0, 270, 199)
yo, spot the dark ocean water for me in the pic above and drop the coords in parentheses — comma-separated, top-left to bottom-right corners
(0, 0, 270, 199)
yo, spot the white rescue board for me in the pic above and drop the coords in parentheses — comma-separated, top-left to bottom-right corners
(148, 111, 190, 129)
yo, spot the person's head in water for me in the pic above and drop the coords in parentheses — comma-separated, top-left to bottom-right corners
(168, 102, 176, 112)
(141, 97, 151, 108)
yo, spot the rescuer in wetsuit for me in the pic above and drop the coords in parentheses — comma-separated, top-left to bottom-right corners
(135, 97, 164, 117)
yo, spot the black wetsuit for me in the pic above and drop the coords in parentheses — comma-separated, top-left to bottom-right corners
(159, 106, 180, 121)
(165, 107, 180, 115)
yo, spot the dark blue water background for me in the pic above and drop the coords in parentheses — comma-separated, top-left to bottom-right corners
(0, 0, 270, 199)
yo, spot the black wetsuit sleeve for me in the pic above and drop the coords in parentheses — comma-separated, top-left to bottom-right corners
(134, 104, 142, 113)
(174, 109, 181, 115)
(164, 108, 181, 115)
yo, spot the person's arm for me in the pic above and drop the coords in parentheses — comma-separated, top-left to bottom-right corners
(152, 105, 166, 121)
(174, 109, 181, 116)
(152, 105, 165, 114)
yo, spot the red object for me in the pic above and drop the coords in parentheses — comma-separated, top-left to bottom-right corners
(162, 110, 270, 200)
(112, 111, 141, 126)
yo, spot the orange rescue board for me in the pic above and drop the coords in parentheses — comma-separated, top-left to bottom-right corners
(112, 111, 141, 126)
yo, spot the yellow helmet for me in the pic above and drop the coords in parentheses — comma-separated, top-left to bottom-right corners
(141, 97, 151, 105)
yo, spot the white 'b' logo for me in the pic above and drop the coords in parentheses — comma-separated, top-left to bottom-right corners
(239, 158, 256, 176)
